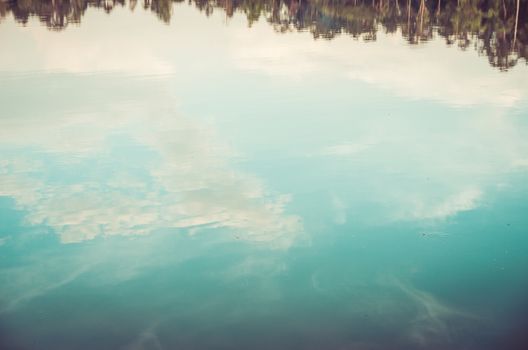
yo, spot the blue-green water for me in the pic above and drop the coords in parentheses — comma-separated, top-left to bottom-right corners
(1, 2, 528, 349)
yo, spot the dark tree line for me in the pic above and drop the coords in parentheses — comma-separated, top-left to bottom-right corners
(1, 0, 526, 70)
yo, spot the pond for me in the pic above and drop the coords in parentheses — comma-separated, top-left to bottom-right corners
(1, 1, 528, 349)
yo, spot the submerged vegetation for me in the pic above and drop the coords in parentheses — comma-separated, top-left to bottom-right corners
(0, 0, 526, 70)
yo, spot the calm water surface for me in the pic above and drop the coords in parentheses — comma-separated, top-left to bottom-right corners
(1, 1, 528, 349)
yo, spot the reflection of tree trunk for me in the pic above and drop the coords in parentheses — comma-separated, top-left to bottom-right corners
(513, 0, 520, 47)
(396, 0, 400, 14)
(407, 0, 411, 34)
(436, 0, 441, 16)
(418, 0, 425, 38)
(502, 0, 507, 18)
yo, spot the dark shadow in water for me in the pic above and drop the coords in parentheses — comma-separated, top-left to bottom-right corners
(0, 0, 527, 71)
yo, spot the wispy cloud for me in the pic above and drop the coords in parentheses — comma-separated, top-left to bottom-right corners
(125, 322, 164, 350)
(386, 277, 478, 346)
(396, 187, 483, 221)
(317, 142, 374, 157)
(0, 263, 91, 314)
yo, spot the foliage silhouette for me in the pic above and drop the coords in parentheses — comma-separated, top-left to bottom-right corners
(1, 0, 526, 70)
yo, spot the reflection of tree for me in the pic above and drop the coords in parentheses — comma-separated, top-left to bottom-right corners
(0, 0, 126, 29)
(1, 0, 527, 70)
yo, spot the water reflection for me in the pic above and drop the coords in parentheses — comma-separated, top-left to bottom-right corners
(1, 0, 527, 70)
(1, 2, 528, 350)
(0, 105, 301, 246)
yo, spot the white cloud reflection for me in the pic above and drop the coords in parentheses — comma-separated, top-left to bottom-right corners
(231, 22, 528, 107)
(403, 188, 482, 221)
(309, 103, 528, 222)
(1, 3, 527, 240)
(0, 106, 302, 247)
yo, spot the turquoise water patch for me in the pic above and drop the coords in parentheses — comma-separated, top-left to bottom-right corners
(1, 1, 528, 349)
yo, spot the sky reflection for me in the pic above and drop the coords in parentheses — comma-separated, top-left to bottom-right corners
(1, 4, 528, 244)
(1, 2, 528, 350)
